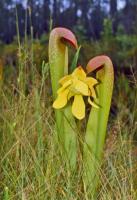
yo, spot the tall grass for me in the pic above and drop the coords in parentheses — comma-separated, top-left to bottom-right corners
(0, 14, 137, 200)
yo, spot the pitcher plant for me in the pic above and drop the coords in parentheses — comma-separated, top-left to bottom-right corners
(49, 27, 114, 197)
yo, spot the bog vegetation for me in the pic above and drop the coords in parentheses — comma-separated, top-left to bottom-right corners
(0, 0, 137, 199)
(0, 26, 136, 200)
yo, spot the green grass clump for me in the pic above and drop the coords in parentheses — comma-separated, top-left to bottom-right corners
(0, 38, 137, 200)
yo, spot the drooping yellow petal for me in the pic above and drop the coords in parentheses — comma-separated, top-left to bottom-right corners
(89, 87, 97, 99)
(70, 79, 89, 96)
(85, 77, 98, 98)
(72, 66, 86, 80)
(53, 89, 69, 109)
(57, 79, 72, 94)
(68, 91, 75, 100)
(72, 95, 85, 119)
(85, 77, 98, 86)
(59, 75, 72, 85)
(88, 97, 99, 108)
(57, 86, 65, 94)
(62, 79, 72, 88)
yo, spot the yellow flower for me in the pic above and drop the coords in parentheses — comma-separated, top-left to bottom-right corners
(53, 66, 98, 120)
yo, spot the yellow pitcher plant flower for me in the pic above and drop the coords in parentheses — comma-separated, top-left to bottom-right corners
(53, 66, 98, 120)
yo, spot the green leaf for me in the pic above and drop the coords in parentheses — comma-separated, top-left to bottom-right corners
(70, 46, 81, 72)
